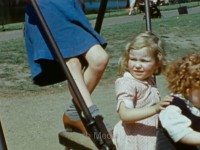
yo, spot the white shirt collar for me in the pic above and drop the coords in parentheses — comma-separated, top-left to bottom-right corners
(123, 72, 155, 86)
(172, 93, 200, 117)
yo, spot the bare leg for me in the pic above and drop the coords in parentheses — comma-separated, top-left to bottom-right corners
(129, 7, 133, 15)
(65, 57, 93, 107)
(63, 45, 111, 133)
(83, 44, 109, 93)
(66, 44, 108, 102)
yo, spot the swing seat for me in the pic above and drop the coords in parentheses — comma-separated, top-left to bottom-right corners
(58, 131, 98, 150)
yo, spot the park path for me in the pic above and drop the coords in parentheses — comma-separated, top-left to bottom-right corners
(97, 5, 200, 26)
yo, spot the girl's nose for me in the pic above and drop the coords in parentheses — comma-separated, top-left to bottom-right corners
(135, 62, 141, 68)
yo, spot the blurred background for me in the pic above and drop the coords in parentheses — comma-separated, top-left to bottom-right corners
(1, 0, 199, 26)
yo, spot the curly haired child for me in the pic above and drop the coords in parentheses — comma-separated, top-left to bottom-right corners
(112, 32, 172, 150)
(156, 52, 200, 150)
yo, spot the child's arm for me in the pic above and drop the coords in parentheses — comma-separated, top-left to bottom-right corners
(159, 104, 200, 145)
(179, 130, 200, 145)
(118, 96, 172, 123)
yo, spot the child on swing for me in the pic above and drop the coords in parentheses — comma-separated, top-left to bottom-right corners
(24, 0, 112, 135)
(112, 32, 172, 150)
(156, 52, 200, 150)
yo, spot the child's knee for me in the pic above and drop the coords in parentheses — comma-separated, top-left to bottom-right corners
(93, 52, 109, 70)
(66, 58, 82, 71)
(86, 45, 109, 70)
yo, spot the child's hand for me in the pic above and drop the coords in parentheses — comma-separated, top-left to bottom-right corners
(155, 96, 173, 113)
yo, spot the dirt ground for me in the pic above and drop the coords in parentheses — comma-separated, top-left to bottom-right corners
(1, 7, 200, 150)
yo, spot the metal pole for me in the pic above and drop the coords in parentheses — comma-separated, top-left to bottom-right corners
(144, 0, 152, 31)
(94, 0, 108, 33)
(29, 0, 115, 149)
(0, 120, 8, 150)
(144, 0, 156, 82)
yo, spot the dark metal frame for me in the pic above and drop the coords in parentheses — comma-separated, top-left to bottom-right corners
(0, 120, 7, 150)
(144, 0, 152, 31)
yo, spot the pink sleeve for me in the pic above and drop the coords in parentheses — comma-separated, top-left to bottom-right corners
(115, 78, 137, 111)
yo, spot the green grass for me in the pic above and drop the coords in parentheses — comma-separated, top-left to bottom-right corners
(0, 22, 24, 32)
(0, 8, 200, 95)
(159, 1, 200, 11)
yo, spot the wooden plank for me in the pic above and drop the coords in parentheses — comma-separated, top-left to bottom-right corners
(58, 131, 98, 150)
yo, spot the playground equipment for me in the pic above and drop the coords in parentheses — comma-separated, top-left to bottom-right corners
(0, 120, 7, 150)
(139, 2, 162, 19)
(29, 0, 115, 149)
(144, 0, 152, 31)
(0, 0, 153, 149)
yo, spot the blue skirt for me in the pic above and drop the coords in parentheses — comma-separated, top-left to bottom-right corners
(25, 0, 107, 86)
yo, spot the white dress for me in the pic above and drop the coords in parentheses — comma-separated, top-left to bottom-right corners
(113, 72, 161, 150)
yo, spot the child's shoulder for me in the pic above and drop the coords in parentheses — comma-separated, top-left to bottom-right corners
(115, 72, 134, 83)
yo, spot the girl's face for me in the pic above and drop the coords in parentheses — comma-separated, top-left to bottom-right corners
(188, 88, 200, 109)
(128, 47, 157, 81)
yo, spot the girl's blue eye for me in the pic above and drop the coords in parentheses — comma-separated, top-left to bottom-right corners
(130, 58, 136, 61)
(142, 59, 150, 62)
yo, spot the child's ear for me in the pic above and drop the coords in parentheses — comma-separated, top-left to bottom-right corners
(125, 43, 131, 51)
(153, 63, 161, 75)
(185, 88, 190, 99)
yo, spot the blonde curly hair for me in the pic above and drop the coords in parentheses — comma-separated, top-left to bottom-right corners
(165, 52, 200, 98)
(118, 31, 167, 76)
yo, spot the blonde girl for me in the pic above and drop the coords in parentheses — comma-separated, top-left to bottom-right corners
(113, 32, 172, 150)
